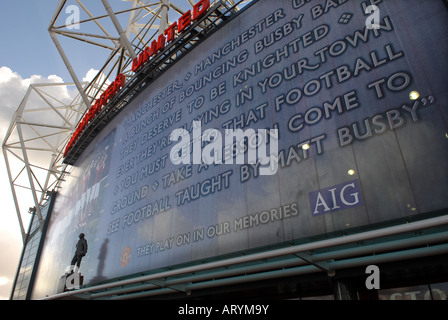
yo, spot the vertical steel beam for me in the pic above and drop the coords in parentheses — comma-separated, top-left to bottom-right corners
(101, 0, 137, 60)
(16, 123, 44, 230)
(2, 147, 27, 243)
(159, 0, 170, 34)
(49, 31, 91, 110)
(2, 87, 34, 242)
(40, 154, 57, 204)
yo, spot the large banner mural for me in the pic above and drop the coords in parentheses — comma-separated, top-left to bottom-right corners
(32, 0, 448, 298)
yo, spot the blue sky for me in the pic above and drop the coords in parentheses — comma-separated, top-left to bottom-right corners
(0, 1, 67, 78)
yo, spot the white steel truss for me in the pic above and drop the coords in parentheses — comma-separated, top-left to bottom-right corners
(2, 83, 87, 243)
(3, 0, 253, 243)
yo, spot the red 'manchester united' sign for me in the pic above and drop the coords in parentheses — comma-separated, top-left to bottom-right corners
(132, 0, 210, 72)
(64, 0, 210, 158)
(64, 73, 125, 157)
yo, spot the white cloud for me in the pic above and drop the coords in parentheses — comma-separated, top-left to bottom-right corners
(82, 68, 100, 83)
(0, 67, 30, 122)
(82, 68, 111, 93)
(0, 277, 10, 286)
(0, 212, 22, 300)
(0, 67, 23, 85)
(0, 67, 77, 137)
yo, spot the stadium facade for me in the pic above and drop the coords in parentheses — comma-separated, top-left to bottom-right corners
(6, 0, 448, 300)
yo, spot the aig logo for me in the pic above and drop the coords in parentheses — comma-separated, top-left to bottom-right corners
(309, 180, 363, 216)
